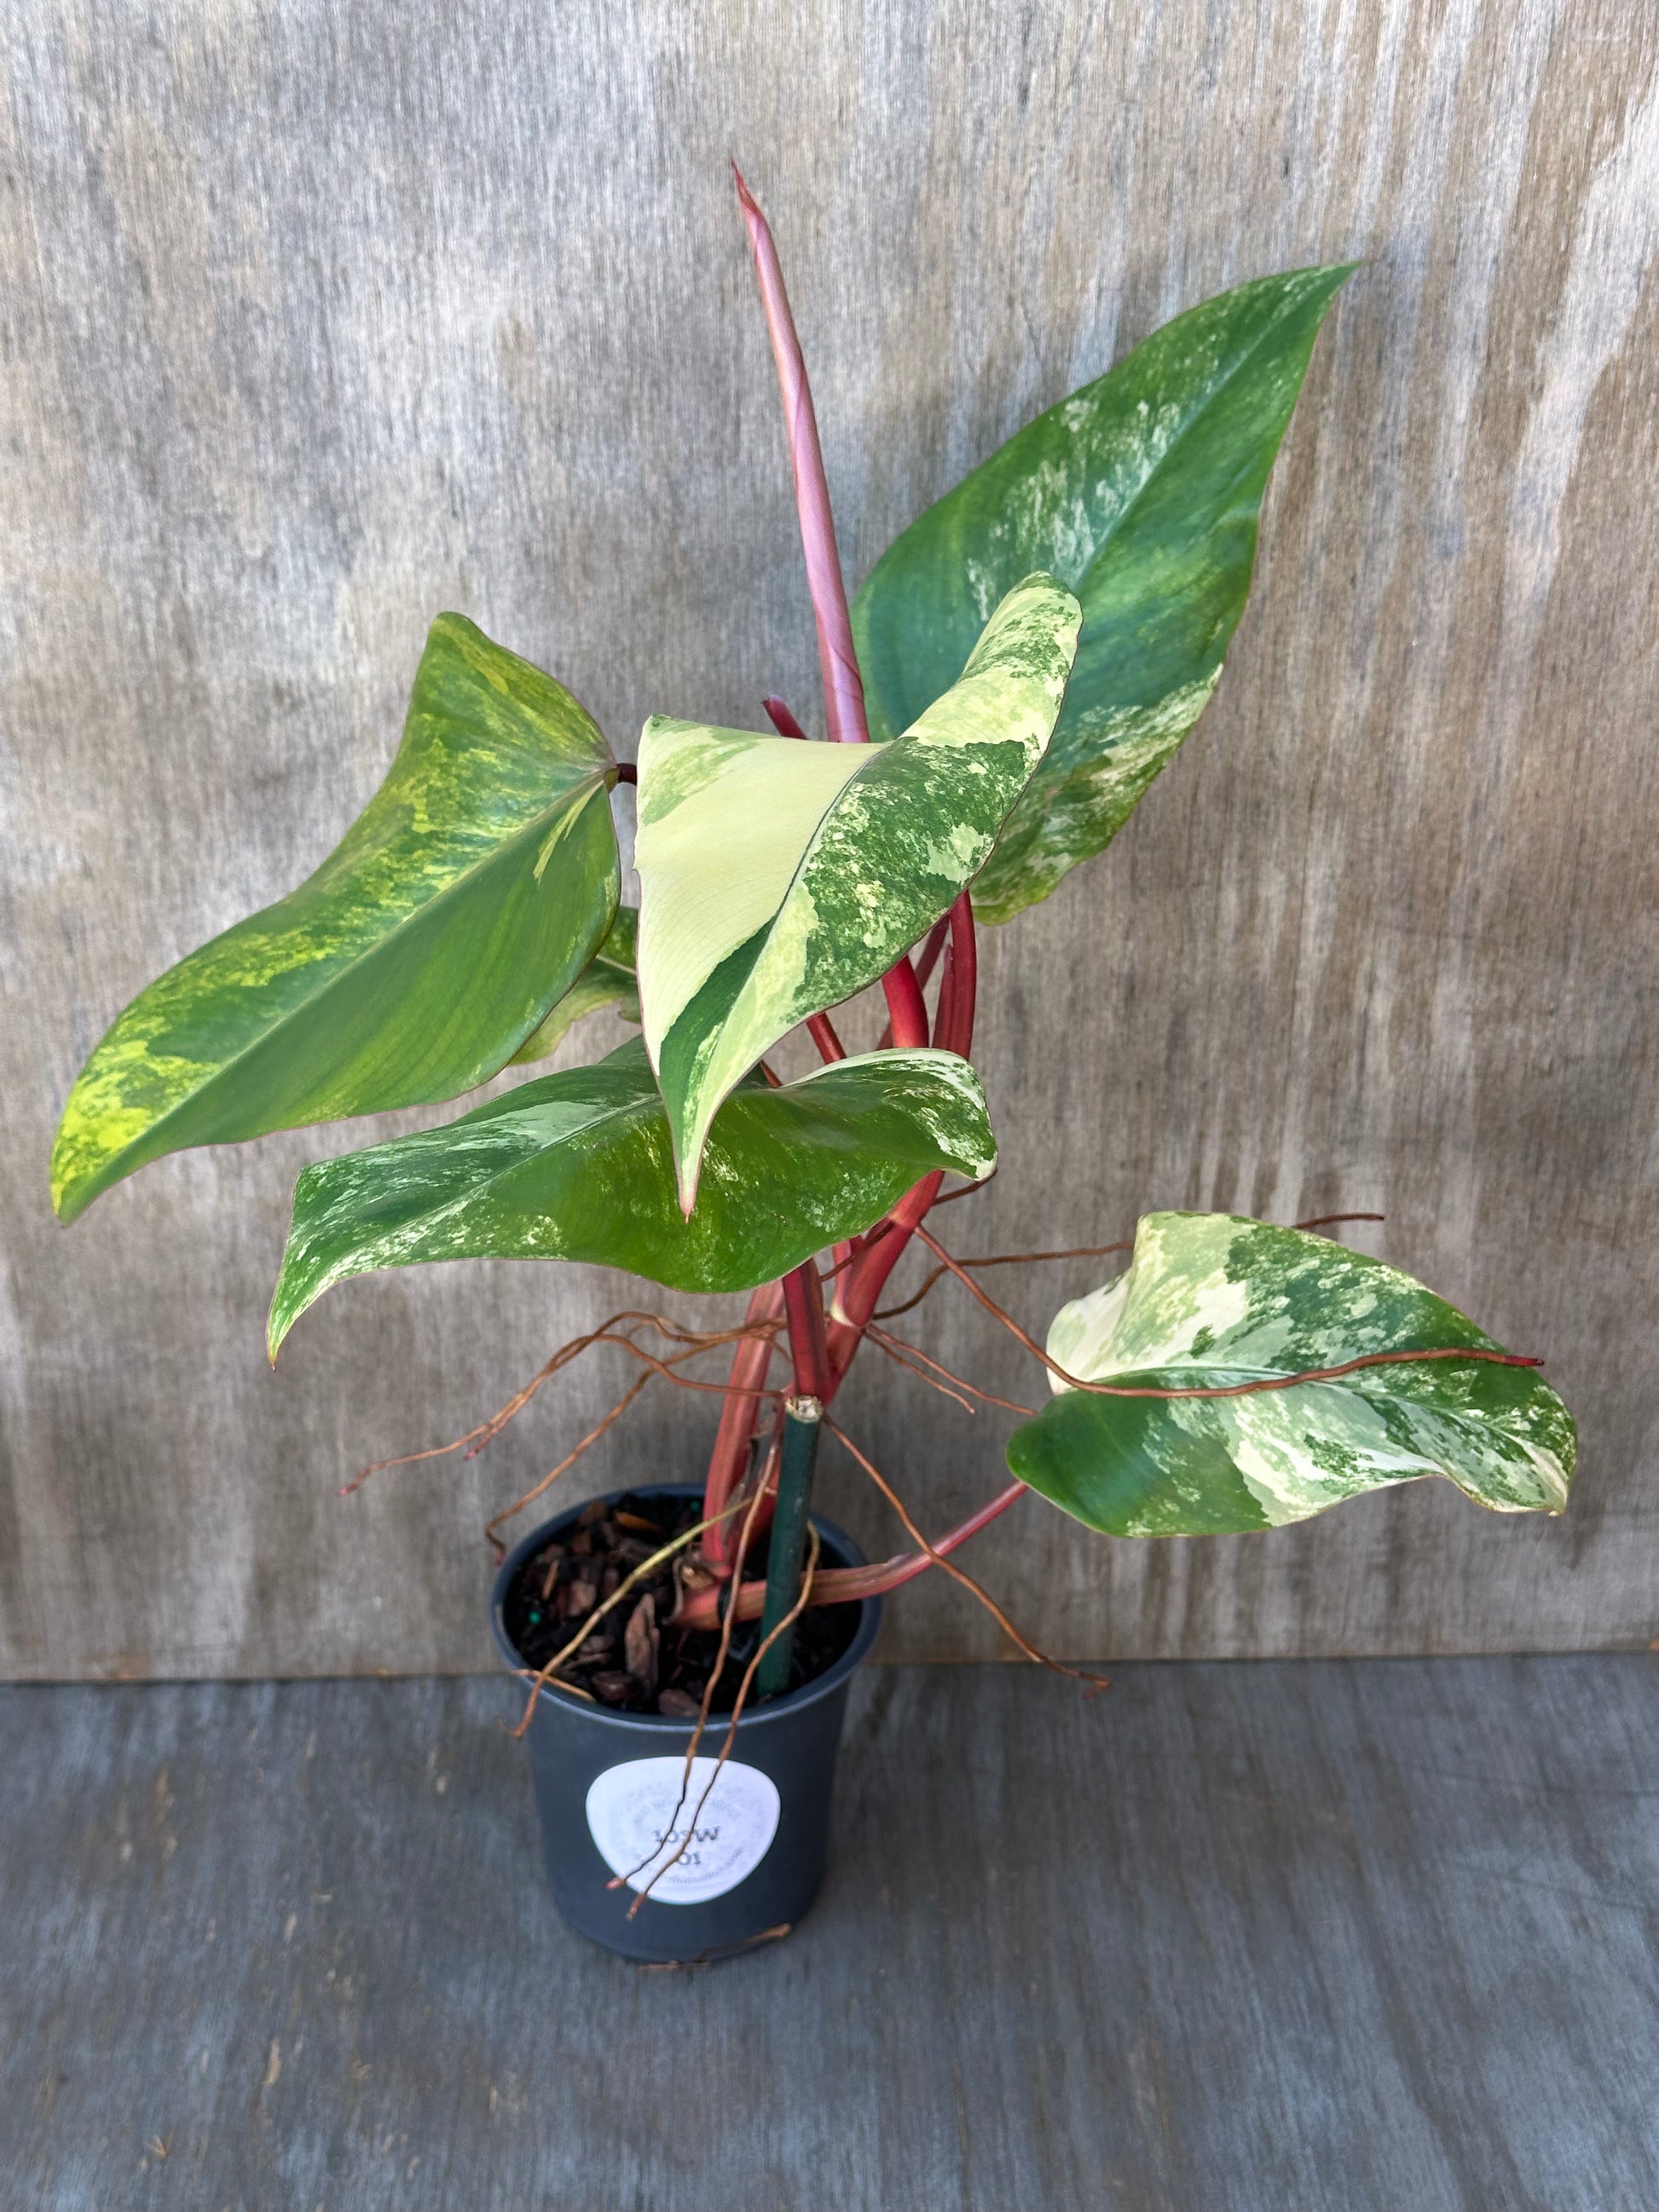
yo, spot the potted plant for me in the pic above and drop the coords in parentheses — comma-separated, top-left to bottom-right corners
(51, 172, 1575, 1964)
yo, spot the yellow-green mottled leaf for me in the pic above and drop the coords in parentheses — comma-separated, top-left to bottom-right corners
(52, 615, 619, 1222)
(510, 906, 639, 1063)
(636, 574, 1079, 1208)
(269, 1038, 996, 1353)
(852, 269, 1356, 923)
(1006, 1214, 1575, 1536)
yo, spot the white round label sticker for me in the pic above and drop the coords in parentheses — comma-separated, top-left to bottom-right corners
(584, 1756, 781, 1906)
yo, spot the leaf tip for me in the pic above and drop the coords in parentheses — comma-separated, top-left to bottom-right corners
(266, 1289, 299, 1364)
(49, 1109, 91, 1224)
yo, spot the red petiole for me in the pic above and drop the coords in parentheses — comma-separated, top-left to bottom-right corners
(675, 1477, 1030, 1630)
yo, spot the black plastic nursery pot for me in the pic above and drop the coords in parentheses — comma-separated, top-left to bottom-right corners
(490, 1484, 882, 1964)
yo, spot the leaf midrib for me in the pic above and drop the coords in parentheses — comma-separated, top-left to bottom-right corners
(75, 765, 616, 1198)
(275, 1068, 656, 1344)
(275, 1057, 958, 1349)
(327, 1073, 655, 1230)
(862, 275, 1338, 744)
(297, 1048, 971, 1273)
(1066, 1358, 1555, 1493)
(1062, 276, 1334, 618)
(1078, 1353, 1506, 1410)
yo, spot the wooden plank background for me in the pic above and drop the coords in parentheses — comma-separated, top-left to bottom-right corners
(9, 1661, 1658, 2204)
(4, 0, 1656, 1678)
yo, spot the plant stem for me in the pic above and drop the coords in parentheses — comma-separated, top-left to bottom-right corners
(882, 950, 931, 1048)
(826, 1170, 945, 1372)
(743, 1259, 830, 1695)
(701, 1281, 784, 1572)
(675, 1476, 1030, 1631)
(754, 1393, 823, 1698)
(762, 696, 810, 739)
(912, 914, 951, 992)
(935, 889, 977, 1054)
(780, 1258, 830, 1400)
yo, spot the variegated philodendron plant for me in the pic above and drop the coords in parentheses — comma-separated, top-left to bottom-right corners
(52, 173, 1575, 1693)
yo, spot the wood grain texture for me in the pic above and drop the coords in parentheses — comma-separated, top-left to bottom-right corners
(3, 1, 1656, 1674)
(5, 1661, 1658, 2209)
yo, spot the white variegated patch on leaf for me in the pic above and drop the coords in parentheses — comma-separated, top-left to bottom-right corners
(852, 267, 1356, 923)
(635, 574, 1079, 1207)
(268, 1038, 996, 1352)
(1006, 1213, 1575, 1537)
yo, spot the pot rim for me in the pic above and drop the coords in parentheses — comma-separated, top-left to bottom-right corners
(488, 1481, 883, 1733)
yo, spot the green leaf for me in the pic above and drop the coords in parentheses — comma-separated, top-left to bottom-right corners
(269, 1037, 996, 1354)
(635, 573, 1079, 1207)
(510, 906, 639, 1064)
(52, 615, 620, 1223)
(1005, 1213, 1575, 1536)
(851, 267, 1356, 923)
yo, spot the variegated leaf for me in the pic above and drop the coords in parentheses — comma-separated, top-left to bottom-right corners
(1006, 1213, 1575, 1535)
(510, 905, 640, 1063)
(851, 268, 1356, 923)
(53, 615, 619, 1223)
(269, 1037, 996, 1354)
(635, 573, 1079, 1208)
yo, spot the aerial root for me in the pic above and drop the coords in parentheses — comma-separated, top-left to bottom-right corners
(825, 1418, 1110, 1696)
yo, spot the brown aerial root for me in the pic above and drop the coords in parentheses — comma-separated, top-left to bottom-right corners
(635, 1924, 794, 1971)
(483, 1369, 657, 1556)
(624, 1525, 824, 1917)
(351, 1207, 1458, 1655)
(340, 1308, 791, 1558)
(909, 1224, 1544, 1401)
(341, 1307, 789, 1499)
(869, 1213, 1386, 1325)
(872, 1239, 1136, 1322)
(607, 1472, 775, 1899)
(864, 1323, 1039, 1418)
(816, 1170, 995, 1292)
(824, 1417, 1110, 1697)
(507, 1493, 753, 1736)
(339, 1310, 667, 1489)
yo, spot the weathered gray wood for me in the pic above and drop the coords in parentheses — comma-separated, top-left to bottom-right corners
(4, 1660, 1657, 2209)
(3, 2, 1656, 1673)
